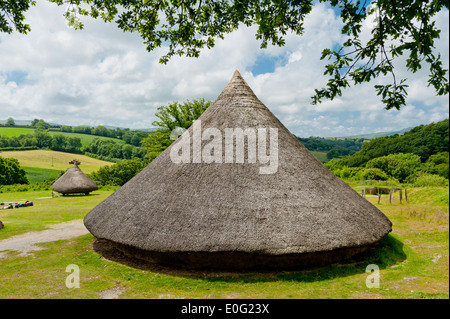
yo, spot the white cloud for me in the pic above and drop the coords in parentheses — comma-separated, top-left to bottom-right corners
(0, 2, 448, 136)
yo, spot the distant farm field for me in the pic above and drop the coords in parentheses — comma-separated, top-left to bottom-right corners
(0, 127, 35, 137)
(0, 127, 124, 148)
(311, 151, 328, 163)
(0, 150, 112, 174)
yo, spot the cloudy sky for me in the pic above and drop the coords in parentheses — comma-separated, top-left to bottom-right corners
(0, 2, 448, 137)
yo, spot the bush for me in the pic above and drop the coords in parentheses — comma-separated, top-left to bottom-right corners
(357, 168, 390, 181)
(423, 152, 449, 179)
(412, 173, 449, 187)
(324, 158, 345, 173)
(0, 156, 29, 185)
(334, 166, 363, 180)
(90, 159, 146, 186)
(366, 153, 422, 182)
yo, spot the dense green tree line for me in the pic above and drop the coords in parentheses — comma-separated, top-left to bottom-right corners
(84, 138, 146, 162)
(59, 124, 150, 146)
(56, 123, 150, 146)
(0, 130, 83, 153)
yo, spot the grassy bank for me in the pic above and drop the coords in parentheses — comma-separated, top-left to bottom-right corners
(0, 186, 448, 299)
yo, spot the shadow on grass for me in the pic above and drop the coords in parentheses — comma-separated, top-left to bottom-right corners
(59, 193, 100, 197)
(92, 234, 406, 282)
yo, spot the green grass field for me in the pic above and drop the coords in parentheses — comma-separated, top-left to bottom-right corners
(22, 166, 63, 184)
(0, 127, 35, 137)
(310, 151, 328, 163)
(0, 150, 112, 174)
(0, 127, 124, 148)
(0, 185, 447, 299)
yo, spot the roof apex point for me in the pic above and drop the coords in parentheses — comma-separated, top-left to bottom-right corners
(69, 159, 80, 165)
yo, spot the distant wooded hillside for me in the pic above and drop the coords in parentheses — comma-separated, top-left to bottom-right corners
(296, 136, 366, 161)
(325, 119, 449, 185)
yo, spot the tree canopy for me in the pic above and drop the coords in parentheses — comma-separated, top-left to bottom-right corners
(0, 156, 29, 185)
(141, 98, 211, 161)
(1, 0, 448, 110)
(5, 117, 15, 126)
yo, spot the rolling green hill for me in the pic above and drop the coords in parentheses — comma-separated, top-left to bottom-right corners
(336, 127, 414, 139)
(0, 150, 112, 174)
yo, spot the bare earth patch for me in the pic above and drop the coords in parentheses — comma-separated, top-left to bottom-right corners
(0, 220, 89, 258)
(98, 286, 126, 299)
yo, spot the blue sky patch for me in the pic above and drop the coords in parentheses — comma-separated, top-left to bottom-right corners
(5, 70, 29, 85)
(249, 54, 288, 76)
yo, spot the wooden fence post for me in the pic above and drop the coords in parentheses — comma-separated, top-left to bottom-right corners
(405, 188, 408, 203)
(389, 188, 392, 204)
(399, 189, 402, 203)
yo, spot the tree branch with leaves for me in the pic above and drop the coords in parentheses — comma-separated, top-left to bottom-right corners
(1, 0, 448, 110)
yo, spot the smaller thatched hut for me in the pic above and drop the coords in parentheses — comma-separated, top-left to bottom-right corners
(52, 160, 98, 196)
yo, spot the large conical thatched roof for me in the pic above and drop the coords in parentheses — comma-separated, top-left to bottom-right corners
(84, 70, 392, 269)
(52, 160, 98, 195)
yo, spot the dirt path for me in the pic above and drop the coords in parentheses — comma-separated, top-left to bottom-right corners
(0, 219, 89, 258)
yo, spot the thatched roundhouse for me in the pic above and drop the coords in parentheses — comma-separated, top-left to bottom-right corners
(84, 70, 392, 269)
(52, 160, 98, 196)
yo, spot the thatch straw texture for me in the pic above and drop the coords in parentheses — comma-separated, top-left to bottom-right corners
(52, 164, 98, 195)
(84, 70, 392, 269)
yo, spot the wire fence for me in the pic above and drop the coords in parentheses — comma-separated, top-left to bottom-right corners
(360, 185, 409, 204)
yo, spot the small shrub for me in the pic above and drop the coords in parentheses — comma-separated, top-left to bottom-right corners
(339, 166, 363, 180)
(357, 168, 390, 181)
